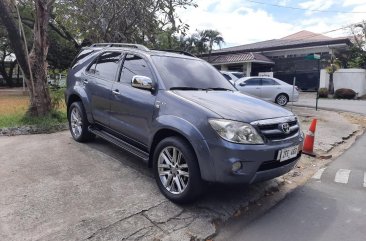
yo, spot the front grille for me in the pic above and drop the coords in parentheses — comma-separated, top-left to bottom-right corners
(257, 152, 301, 171)
(252, 117, 300, 141)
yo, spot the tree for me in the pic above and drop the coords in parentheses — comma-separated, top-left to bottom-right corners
(348, 21, 366, 68)
(200, 29, 224, 55)
(0, 26, 17, 87)
(52, 0, 197, 49)
(0, 0, 54, 116)
(326, 56, 341, 95)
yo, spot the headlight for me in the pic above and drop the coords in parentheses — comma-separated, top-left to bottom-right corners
(209, 119, 264, 144)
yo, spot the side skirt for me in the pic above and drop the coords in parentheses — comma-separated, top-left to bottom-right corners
(88, 126, 149, 163)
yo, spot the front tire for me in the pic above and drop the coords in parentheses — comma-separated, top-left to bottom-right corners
(153, 137, 203, 203)
(275, 93, 289, 106)
(68, 101, 94, 142)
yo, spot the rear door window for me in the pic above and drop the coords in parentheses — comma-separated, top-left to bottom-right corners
(262, 78, 279, 86)
(244, 78, 261, 86)
(119, 54, 154, 83)
(88, 51, 122, 81)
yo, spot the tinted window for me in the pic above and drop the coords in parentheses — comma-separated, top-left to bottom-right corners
(90, 52, 122, 81)
(222, 73, 232, 80)
(120, 54, 153, 83)
(71, 49, 96, 69)
(152, 56, 235, 90)
(262, 78, 279, 86)
(232, 73, 244, 78)
(245, 78, 261, 86)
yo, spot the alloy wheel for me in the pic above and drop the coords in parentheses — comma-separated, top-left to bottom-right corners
(158, 146, 189, 195)
(277, 95, 288, 106)
(70, 107, 83, 138)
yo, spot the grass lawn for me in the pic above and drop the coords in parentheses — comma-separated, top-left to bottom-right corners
(0, 94, 67, 128)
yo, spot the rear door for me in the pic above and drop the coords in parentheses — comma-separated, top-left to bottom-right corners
(110, 53, 157, 146)
(237, 78, 262, 97)
(260, 78, 281, 101)
(85, 51, 122, 126)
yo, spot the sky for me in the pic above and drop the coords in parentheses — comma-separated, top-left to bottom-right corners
(177, 0, 366, 48)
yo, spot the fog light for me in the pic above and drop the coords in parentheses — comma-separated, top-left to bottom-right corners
(232, 162, 242, 172)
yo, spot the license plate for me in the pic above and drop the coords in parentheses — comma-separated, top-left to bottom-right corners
(278, 145, 299, 162)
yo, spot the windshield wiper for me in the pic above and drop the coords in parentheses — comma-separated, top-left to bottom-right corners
(206, 87, 233, 91)
(170, 87, 201, 90)
(170, 87, 233, 91)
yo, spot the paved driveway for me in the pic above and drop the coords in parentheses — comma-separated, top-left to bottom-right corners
(0, 131, 280, 241)
(294, 92, 366, 115)
(0, 107, 363, 240)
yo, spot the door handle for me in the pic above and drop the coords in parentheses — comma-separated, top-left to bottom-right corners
(112, 89, 120, 95)
(256, 87, 260, 89)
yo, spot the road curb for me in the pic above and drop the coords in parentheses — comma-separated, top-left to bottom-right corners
(293, 104, 366, 115)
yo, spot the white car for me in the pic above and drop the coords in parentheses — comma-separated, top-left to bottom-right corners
(220, 71, 244, 84)
(234, 77, 299, 106)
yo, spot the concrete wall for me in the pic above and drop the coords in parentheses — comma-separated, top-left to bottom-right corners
(320, 68, 366, 96)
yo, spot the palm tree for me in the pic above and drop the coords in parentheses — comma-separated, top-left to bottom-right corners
(326, 56, 341, 95)
(200, 29, 224, 55)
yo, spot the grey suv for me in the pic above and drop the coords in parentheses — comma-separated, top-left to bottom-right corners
(65, 43, 304, 203)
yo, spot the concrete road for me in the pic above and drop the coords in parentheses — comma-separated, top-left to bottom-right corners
(294, 93, 366, 115)
(218, 134, 366, 241)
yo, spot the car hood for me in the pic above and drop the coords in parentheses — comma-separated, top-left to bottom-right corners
(173, 90, 294, 123)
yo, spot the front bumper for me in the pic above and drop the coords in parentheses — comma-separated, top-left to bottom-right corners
(205, 134, 303, 184)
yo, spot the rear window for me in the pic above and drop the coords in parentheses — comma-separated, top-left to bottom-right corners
(222, 73, 232, 80)
(232, 73, 244, 78)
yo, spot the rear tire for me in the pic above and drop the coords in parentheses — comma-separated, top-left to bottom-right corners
(153, 136, 203, 203)
(275, 93, 289, 106)
(68, 101, 95, 142)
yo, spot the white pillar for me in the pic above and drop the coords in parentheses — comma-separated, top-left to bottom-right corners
(243, 62, 252, 77)
(221, 64, 228, 71)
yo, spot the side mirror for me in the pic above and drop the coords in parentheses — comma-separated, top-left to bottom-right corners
(239, 82, 246, 87)
(131, 75, 154, 91)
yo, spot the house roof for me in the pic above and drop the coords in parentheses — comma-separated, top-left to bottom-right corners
(281, 30, 332, 40)
(202, 52, 274, 65)
(202, 31, 351, 56)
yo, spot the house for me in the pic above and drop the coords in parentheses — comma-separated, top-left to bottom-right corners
(201, 31, 352, 90)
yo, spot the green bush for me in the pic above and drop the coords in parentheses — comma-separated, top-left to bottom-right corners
(334, 88, 357, 99)
(318, 88, 329, 98)
(50, 87, 66, 110)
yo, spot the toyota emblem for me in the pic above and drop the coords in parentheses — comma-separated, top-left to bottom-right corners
(279, 123, 290, 134)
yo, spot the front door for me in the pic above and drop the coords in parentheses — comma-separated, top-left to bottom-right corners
(84, 51, 123, 126)
(260, 78, 281, 101)
(110, 53, 157, 146)
(239, 78, 262, 97)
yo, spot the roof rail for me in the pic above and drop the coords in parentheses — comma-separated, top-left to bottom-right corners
(89, 43, 150, 51)
(153, 49, 196, 57)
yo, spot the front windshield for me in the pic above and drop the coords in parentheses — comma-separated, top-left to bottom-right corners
(152, 56, 236, 90)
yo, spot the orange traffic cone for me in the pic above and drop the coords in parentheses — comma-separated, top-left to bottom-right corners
(303, 119, 317, 157)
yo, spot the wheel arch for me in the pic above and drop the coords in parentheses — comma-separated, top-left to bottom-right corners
(66, 88, 93, 123)
(275, 92, 289, 104)
(149, 117, 215, 182)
